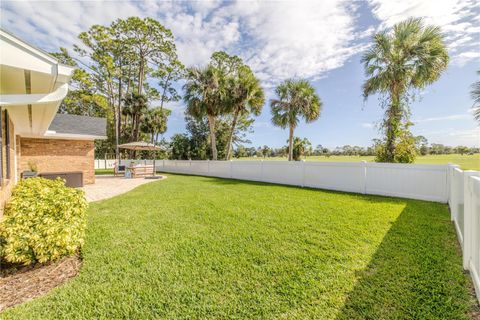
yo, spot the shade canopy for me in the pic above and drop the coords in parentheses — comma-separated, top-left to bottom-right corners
(118, 141, 163, 151)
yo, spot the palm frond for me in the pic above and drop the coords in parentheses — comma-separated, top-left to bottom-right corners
(270, 79, 321, 129)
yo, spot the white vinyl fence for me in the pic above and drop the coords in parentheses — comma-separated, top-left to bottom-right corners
(449, 165, 480, 302)
(97, 159, 451, 201)
(96, 158, 480, 301)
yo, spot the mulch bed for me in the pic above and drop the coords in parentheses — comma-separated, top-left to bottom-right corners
(0, 255, 81, 311)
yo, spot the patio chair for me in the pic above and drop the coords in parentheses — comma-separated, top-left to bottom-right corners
(114, 164, 126, 177)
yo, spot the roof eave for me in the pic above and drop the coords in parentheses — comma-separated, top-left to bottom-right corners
(43, 131, 108, 140)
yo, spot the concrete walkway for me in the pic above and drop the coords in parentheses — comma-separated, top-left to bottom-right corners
(82, 175, 165, 202)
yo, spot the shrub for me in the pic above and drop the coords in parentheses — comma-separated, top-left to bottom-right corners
(375, 124, 417, 164)
(0, 178, 88, 265)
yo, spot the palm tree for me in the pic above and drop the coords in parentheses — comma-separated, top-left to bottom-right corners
(121, 102, 132, 132)
(471, 70, 480, 123)
(123, 92, 148, 142)
(183, 65, 226, 160)
(224, 66, 265, 160)
(362, 18, 449, 162)
(142, 107, 170, 144)
(270, 79, 322, 161)
(290, 137, 312, 161)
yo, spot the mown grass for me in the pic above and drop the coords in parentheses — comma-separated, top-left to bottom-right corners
(237, 154, 480, 170)
(93, 168, 114, 175)
(4, 174, 475, 319)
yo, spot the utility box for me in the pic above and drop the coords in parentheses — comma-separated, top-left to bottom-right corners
(39, 171, 83, 188)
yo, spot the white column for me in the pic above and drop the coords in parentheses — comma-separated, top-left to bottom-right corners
(13, 134, 17, 182)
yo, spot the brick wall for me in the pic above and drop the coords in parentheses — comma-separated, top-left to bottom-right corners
(18, 138, 95, 185)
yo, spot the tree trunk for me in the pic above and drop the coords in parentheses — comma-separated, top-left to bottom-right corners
(225, 109, 239, 160)
(138, 58, 145, 95)
(288, 125, 294, 161)
(385, 89, 402, 162)
(134, 114, 139, 141)
(131, 113, 141, 159)
(159, 72, 171, 111)
(115, 75, 122, 163)
(207, 114, 217, 160)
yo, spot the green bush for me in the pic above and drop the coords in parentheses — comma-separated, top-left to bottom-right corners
(0, 178, 88, 265)
(375, 125, 417, 164)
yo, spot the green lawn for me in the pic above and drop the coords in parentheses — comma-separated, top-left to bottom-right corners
(236, 154, 480, 170)
(5, 174, 476, 319)
(94, 168, 114, 175)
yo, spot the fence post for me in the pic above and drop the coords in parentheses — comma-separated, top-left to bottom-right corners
(301, 160, 306, 187)
(207, 160, 210, 175)
(448, 164, 460, 220)
(230, 160, 233, 179)
(463, 171, 479, 270)
(362, 161, 368, 194)
(448, 164, 459, 206)
(260, 159, 264, 182)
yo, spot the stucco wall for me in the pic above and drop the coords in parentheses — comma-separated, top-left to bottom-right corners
(18, 138, 95, 185)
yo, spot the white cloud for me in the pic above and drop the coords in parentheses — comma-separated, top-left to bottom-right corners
(218, 1, 368, 85)
(252, 121, 279, 131)
(1, 0, 477, 89)
(413, 127, 480, 146)
(0, 0, 369, 86)
(361, 122, 375, 128)
(413, 113, 471, 123)
(454, 51, 480, 66)
(368, 0, 480, 65)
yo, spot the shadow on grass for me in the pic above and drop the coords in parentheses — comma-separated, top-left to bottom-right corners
(335, 201, 476, 320)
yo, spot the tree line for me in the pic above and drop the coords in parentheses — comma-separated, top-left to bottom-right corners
(55, 17, 478, 163)
(169, 136, 475, 161)
(227, 141, 478, 160)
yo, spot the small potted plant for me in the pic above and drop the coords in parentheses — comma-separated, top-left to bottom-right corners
(22, 160, 38, 179)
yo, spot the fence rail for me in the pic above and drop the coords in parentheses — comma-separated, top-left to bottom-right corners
(96, 158, 480, 302)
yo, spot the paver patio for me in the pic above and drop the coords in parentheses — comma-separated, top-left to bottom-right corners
(82, 175, 166, 202)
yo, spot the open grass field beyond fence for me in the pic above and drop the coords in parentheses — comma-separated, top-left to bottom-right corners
(238, 154, 480, 171)
(3, 175, 477, 319)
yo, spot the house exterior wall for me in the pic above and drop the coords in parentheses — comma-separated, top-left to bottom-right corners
(0, 115, 17, 217)
(18, 138, 95, 185)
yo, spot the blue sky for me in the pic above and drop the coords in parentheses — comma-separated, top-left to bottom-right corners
(1, 0, 479, 148)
